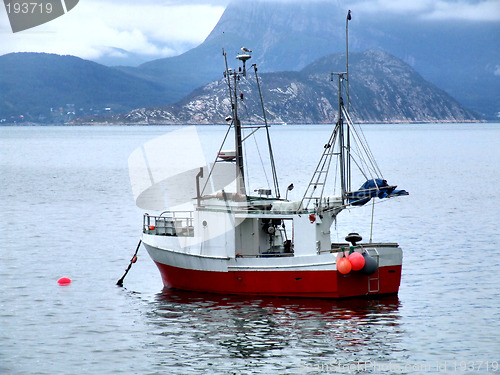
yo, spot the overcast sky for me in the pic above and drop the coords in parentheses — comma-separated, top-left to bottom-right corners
(1, 0, 499, 64)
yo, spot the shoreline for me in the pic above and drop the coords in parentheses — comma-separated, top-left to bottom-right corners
(0, 119, 490, 127)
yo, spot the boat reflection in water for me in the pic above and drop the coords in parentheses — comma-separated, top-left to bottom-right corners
(146, 288, 402, 366)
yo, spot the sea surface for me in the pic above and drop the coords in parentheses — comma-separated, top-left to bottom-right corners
(1, 124, 499, 374)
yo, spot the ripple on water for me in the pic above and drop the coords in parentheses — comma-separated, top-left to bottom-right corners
(1, 125, 500, 374)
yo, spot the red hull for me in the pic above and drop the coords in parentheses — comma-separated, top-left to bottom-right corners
(154, 261, 402, 298)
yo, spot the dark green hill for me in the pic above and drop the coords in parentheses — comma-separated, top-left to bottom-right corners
(0, 53, 169, 122)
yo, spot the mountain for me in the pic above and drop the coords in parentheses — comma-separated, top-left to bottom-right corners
(118, 0, 499, 120)
(0, 53, 169, 122)
(118, 51, 479, 125)
(117, 1, 346, 90)
(1, 0, 498, 122)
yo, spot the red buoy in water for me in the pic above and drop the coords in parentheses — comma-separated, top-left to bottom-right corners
(57, 277, 72, 285)
(337, 257, 352, 274)
(348, 251, 366, 271)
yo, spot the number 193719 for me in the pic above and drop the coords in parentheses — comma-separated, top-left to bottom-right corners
(453, 361, 498, 372)
(5, 2, 53, 14)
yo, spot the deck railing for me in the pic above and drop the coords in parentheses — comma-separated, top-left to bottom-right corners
(143, 211, 194, 237)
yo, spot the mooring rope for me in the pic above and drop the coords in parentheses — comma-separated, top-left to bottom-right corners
(116, 239, 142, 287)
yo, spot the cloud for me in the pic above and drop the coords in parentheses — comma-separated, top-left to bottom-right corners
(354, 0, 434, 14)
(0, 0, 225, 61)
(354, 0, 500, 21)
(1, 0, 498, 63)
(423, 0, 500, 21)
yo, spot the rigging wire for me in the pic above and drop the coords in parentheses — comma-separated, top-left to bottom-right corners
(333, 151, 339, 196)
(199, 47, 238, 196)
(300, 123, 339, 210)
(240, 93, 250, 121)
(237, 81, 273, 194)
(199, 49, 238, 197)
(342, 134, 377, 182)
(344, 145, 371, 181)
(355, 121, 384, 179)
(204, 49, 282, 200)
(252, 131, 271, 190)
(344, 106, 383, 177)
(253, 64, 281, 198)
(200, 121, 233, 197)
(243, 126, 250, 193)
(342, 106, 383, 179)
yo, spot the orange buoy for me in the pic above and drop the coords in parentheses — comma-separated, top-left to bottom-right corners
(337, 257, 352, 274)
(57, 277, 71, 285)
(348, 251, 365, 271)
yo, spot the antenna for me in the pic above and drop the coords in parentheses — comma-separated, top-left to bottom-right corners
(221, 49, 251, 195)
(346, 9, 351, 112)
(236, 53, 251, 76)
(345, 10, 352, 192)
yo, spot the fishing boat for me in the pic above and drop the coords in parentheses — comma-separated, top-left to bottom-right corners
(131, 15, 408, 298)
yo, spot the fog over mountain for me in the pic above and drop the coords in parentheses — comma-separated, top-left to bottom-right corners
(119, 0, 499, 119)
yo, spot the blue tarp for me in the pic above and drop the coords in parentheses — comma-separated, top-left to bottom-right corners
(348, 178, 408, 206)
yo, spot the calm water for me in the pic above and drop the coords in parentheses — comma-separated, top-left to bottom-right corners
(1, 124, 499, 374)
